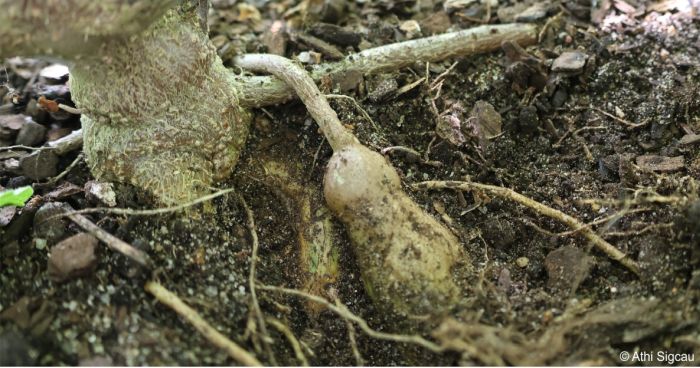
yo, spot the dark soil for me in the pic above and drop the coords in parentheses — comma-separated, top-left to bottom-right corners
(2, 0, 700, 366)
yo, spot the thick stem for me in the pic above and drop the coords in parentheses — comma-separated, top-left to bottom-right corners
(69, 8, 250, 205)
(0, 0, 176, 60)
(237, 23, 537, 107)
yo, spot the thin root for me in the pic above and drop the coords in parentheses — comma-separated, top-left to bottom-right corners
(145, 281, 262, 366)
(239, 195, 277, 365)
(258, 283, 444, 353)
(413, 180, 642, 276)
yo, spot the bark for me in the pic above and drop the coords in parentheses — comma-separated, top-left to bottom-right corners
(1, 1, 251, 205)
(0, 0, 176, 59)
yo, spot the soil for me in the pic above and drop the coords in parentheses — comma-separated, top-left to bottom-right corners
(1, 0, 700, 366)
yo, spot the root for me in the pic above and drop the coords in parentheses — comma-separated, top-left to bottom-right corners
(239, 195, 277, 365)
(59, 188, 236, 217)
(414, 180, 642, 276)
(265, 317, 309, 366)
(145, 281, 262, 366)
(258, 283, 444, 353)
(236, 23, 537, 107)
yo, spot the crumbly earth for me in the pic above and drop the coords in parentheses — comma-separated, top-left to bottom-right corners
(1, 0, 699, 365)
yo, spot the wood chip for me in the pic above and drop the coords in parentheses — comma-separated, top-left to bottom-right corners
(635, 155, 685, 172)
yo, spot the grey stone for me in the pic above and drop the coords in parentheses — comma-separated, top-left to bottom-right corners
(552, 51, 588, 73)
(15, 120, 47, 146)
(20, 150, 58, 180)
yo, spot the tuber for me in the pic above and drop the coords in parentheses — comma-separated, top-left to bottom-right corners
(235, 54, 464, 316)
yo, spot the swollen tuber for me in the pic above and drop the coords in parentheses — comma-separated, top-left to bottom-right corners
(235, 54, 464, 316)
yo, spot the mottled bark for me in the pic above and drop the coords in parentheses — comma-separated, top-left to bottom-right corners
(1, 1, 251, 205)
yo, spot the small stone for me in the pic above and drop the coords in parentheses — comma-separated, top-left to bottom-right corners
(4, 158, 21, 174)
(368, 77, 398, 102)
(551, 89, 568, 108)
(15, 120, 47, 146)
(399, 20, 422, 39)
(47, 233, 98, 283)
(544, 245, 592, 293)
(84, 181, 117, 207)
(0, 206, 16, 227)
(469, 100, 502, 140)
(297, 51, 322, 65)
(444, 0, 478, 12)
(552, 51, 588, 73)
(420, 11, 452, 34)
(516, 257, 530, 268)
(20, 150, 58, 180)
(0, 115, 25, 141)
(39, 64, 70, 83)
(34, 202, 69, 245)
(515, 2, 549, 22)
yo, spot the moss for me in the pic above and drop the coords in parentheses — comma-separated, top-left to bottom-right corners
(70, 9, 251, 205)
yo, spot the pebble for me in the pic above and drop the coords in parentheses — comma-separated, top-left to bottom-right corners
(15, 120, 47, 146)
(0, 115, 25, 141)
(0, 206, 16, 227)
(39, 64, 70, 83)
(34, 202, 69, 245)
(544, 245, 592, 293)
(297, 51, 322, 65)
(469, 100, 502, 139)
(516, 257, 530, 268)
(84, 181, 117, 207)
(368, 77, 398, 102)
(399, 20, 422, 39)
(552, 51, 588, 73)
(47, 233, 98, 283)
(515, 2, 550, 22)
(20, 150, 58, 180)
(551, 89, 568, 108)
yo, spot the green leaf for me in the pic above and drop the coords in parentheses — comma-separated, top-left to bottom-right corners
(0, 186, 34, 207)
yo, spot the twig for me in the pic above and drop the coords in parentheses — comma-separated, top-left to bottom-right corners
(144, 281, 262, 366)
(0, 129, 83, 155)
(266, 317, 309, 366)
(62, 204, 152, 267)
(588, 107, 648, 129)
(239, 195, 277, 365)
(47, 129, 83, 155)
(57, 104, 82, 115)
(258, 283, 444, 353)
(413, 180, 642, 276)
(236, 23, 537, 107)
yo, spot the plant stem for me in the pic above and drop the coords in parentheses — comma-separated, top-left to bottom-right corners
(237, 23, 537, 107)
